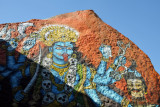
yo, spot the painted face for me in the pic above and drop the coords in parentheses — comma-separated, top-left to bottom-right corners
(127, 79, 145, 100)
(52, 42, 73, 61)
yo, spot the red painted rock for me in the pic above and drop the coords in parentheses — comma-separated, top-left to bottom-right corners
(0, 10, 159, 106)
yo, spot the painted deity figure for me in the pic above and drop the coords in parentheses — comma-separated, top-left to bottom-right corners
(1, 25, 134, 107)
(38, 41, 129, 107)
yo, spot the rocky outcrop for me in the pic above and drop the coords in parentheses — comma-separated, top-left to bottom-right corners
(0, 10, 159, 106)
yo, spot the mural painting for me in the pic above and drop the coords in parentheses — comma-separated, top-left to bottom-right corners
(0, 11, 159, 107)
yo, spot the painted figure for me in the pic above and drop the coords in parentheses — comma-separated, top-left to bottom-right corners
(7, 25, 135, 107)
(2, 25, 157, 107)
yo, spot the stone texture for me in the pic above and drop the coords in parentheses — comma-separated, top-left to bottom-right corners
(0, 10, 160, 106)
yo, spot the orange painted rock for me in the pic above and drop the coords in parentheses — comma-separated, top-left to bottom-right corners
(0, 10, 159, 106)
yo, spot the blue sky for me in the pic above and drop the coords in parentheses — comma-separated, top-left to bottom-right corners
(0, 0, 159, 74)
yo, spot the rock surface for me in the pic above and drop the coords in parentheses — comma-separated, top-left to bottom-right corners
(0, 10, 159, 106)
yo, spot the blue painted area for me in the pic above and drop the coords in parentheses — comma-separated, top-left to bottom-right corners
(84, 79, 91, 87)
(68, 92, 75, 102)
(7, 56, 16, 68)
(96, 85, 123, 104)
(1, 69, 13, 77)
(74, 73, 80, 86)
(86, 66, 91, 79)
(25, 65, 31, 77)
(0, 65, 6, 72)
(14, 90, 24, 102)
(7, 54, 27, 71)
(85, 89, 101, 107)
(22, 37, 36, 51)
(93, 67, 117, 85)
(52, 42, 73, 64)
(51, 85, 64, 94)
(96, 60, 107, 75)
(17, 54, 27, 63)
(0, 53, 27, 78)
(10, 71, 23, 88)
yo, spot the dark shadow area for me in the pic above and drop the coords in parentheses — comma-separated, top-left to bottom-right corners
(0, 40, 97, 107)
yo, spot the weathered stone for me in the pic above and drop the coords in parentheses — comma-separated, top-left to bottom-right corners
(0, 10, 159, 106)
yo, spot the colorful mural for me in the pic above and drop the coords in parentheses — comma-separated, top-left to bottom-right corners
(0, 10, 159, 107)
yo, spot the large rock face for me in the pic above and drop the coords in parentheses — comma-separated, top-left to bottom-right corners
(0, 10, 159, 107)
